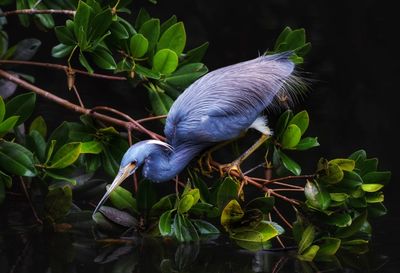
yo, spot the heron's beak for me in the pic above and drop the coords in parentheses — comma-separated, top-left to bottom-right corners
(92, 163, 136, 217)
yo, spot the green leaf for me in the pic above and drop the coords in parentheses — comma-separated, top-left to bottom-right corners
(89, 8, 112, 40)
(220, 199, 244, 230)
(134, 8, 150, 30)
(281, 124, 302, 149)
(157, 22, 186, 55)
(365, 192, 384, 203)
(29, 116, 47, 138)
(361, 184, 384, 192)
(16, 0, 30, 27)
(148, 88, 173, 117)
(192, 219, 220, 235)
(304, 180, 331, 210)
(181, 42, 209, 65)
(359, 158, 378, 175)
(130, 33, 149, 58)
(159, 209, 174, 236)
(336, 211, 367, 239)
(49, 142, 82, 169)
(44, 170, 77, 185)
(0, 116, 19, 134)
(275, 109, 293, 139)
(74, 0, 92, 45)
(362, 171, 391, 185)
(80, 141, 102, 154)
(110, 20, 130, 40)
(274, 27, 292, 50)
(295, 137, 319, 150)
(298, 225, 315, 254)
(45, 185, 72, 221)
(173, 213, 199, 242)
(0, 96, 5, 122)
(51, 44, 74, 58)
(153, 49, 178, 74)
(191, 173, 210, 203)
(5, 92, 36, 125)
(367, 202, 387, 217)
(317, 238, 341, 257)
(330, 192, 349, 202)
(348, 149, 367, 166)
(318, 162, 344, 184)
(329, 159, 355, 172)
(91, 48, 116, 70)
(26, 130, 46, 162)
(135, 64, 161, 79)
(0, 141, 37, 176)
(178, 194, 194, 213)
(325, 213, 352, 227)
(276, 149, 301, 175)
(79, 52, 94, 73)
(289, 110, 309, 135)
(184, 188, 200, 205)
(160, 15, 177, 34)
(245, 196, 275, 213)
(54, 26, 76, 45)
(109, 185, 138, 214)
(217, 177, 239, 209)
(298, 245, 320, 261)
(341, 171, 363, 188)
(165, 63, 208, 89)
(139, 18, 160, 51)
(28, 1, 54, 29)
(150, 194, 176, 216)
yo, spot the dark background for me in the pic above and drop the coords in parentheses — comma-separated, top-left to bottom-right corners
(3, 0, 399, 243)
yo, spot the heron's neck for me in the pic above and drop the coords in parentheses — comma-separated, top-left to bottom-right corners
(142, 143, 205, 182)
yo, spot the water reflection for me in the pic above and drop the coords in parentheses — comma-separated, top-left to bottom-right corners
(0, 224, 392, 273)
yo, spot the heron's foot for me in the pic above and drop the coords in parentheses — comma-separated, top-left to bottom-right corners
(197, 152, 214, 177)
(218, 161, 244, 179)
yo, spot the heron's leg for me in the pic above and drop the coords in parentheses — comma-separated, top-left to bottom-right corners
(197, 138, 238, 175)
(219, 134, 270, 177)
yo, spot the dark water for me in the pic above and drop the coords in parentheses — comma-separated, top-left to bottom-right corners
(0, 221, 399, 273)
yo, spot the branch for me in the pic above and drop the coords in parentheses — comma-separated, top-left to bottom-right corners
(0, 69, 162, 140)
(0, 60, 127, 81)
(0, 9, 75, 17)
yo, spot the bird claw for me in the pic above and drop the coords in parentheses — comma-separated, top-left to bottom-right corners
(218, 162, 244, 179)
(197, 152, 214, 177)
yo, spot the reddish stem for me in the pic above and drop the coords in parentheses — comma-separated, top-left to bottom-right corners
(0, 9, 75, 17)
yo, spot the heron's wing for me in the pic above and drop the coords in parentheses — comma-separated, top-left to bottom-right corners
(165, 52, 298, 144)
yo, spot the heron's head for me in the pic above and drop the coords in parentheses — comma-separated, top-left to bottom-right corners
(93, 140, 172, 216)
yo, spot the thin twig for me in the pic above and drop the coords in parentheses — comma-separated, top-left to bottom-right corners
(273, 206, 293, 229)
(243, 162, 266, 175)
(269, 212, 285, 248)
(137, 115, 167, 123)
(272, 188, 304, 192)
(19, 177, 43, 225)
(0, 9, 75, 17)
(264, 174, 316, 184)
(0, 60, 127, 81)
(251, 177, 305, 189)
(72, 85, 84, 108)
(0, 69, 162, 140)
(268, 190, 300, 206)
(91, 106, 165, 141)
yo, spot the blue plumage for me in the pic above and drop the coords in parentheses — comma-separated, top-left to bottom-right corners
(94, 52, 298, 213)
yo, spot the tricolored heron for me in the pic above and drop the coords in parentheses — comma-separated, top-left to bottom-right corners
(93, 52, 300, 214)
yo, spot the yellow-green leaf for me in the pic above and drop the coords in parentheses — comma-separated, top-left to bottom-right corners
(361, 184, 384, 192)
(49, 142, 82, 169)
(329, 159, 355, 172)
